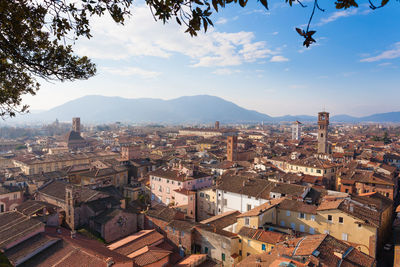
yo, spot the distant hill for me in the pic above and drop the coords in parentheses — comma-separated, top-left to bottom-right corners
(272, 115, 316, 122)
(16, 95, 272, 124)
(331, 114, 359, 123)
(360, 112, 400, 123)
(11, 95, 400, 124)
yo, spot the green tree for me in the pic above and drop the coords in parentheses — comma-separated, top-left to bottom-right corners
(15, 144, 27, 150)
(383, 131, 391, 144)
(0, 0, 387, 118)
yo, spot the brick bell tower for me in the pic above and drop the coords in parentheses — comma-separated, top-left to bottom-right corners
(317, 111, 329, 154)
(227, 136, 238, 161)
(65, 185, 80, 231)
(72, 117, 81, 134)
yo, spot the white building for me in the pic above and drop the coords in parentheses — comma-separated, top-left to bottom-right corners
(215, 175, 311, 215)
(291, 121, 302, 140)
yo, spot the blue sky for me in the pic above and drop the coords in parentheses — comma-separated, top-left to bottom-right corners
(24, 0, 400, 117)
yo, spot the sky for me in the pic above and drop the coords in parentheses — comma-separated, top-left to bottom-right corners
(23, 0, 400, 117)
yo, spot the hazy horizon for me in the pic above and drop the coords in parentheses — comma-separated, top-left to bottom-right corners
(23, 94, 400, 118)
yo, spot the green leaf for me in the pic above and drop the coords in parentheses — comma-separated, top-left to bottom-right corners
(239, 0, 248, 7)
(203, 18, 208, 32)
(295, 28, 304, 36)
(260, 0, 269, 9)
(307, 30, 316, 36)
(381, 0, 389, 6)
(212, 0, 219, 11)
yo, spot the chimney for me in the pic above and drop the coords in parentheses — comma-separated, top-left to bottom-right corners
(334, 251, 343, 259)
(106, 258, 115, 267)
(120, 199, 126, 209)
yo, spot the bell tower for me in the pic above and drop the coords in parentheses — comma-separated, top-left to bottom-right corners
(292, 121, 302, 140)
(317, 111, 329, 154)
(227, 136, 238, 161)
(72, 117, 81, 134)
(65, 185, 80, 230)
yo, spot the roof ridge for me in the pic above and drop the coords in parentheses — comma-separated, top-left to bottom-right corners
(292, 236, 307, 256)
(256, 182, 274, 199)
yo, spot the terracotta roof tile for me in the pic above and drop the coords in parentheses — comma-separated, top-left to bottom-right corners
(237, 198, 284, 218)
(107, 230, 164, 256)
(128, 245, 171, 266)
(0, 211, 44, 250)
(238, 227, 288, 244)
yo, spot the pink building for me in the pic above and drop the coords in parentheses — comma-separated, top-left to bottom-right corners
(0, 186, 23, 213)
(149, 165, 212, 219)
(173, 189, 196, 221)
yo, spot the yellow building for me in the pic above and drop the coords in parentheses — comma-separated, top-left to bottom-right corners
(236, 198, 283, 231)
(237, 226, 287, 259)
(197, 187, 217, 221)
(234, 199, 288, 261)
(235, 194, 392, 258)
(273, 197, 388, 258)
(196, 140, 217, 152)
(268, 156, 341, 188)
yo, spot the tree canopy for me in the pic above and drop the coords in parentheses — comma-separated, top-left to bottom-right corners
(0, 0, 388, 118)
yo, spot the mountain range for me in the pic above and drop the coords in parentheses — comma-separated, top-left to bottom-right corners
(10, 95, 400, 124)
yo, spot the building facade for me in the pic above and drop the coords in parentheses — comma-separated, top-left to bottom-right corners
(318, 111, 329, 154)
(226, 136, 238, 162)
(291, 121, 301, 140)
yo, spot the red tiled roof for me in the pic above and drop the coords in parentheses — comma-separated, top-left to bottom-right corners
(128, 245, 171, 266)
(237, 198, 284, 218)
(107, 230, 164, 256)
(238, 227, 288, 244)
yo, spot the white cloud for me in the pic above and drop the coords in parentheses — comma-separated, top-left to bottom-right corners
(102, 67, 161, 79)
(216, 17, 228, 25)
(75, 5, 283, 68)
(270, 55, 289, 62)
(318, 9, 358, 25)
(290, 84, 306, 89)
(272, 31, 279, 35)
(212, 68, 241, 75)
(378, 62, 392, 66)
(360, 42, 400, 62)
(317, 5, 372, 26)
(298, 42, 320, 53)
(244, 9, 271, 16)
